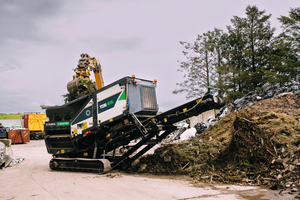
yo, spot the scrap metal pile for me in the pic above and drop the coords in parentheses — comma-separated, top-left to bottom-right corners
(195, 85, 299, 135)
(0, 141, 11, 168)
(129, 86, 300, 196)
(0, 141, 24, 169)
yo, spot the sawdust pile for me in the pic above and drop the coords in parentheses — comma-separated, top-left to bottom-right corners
(129, 92, 300, 191)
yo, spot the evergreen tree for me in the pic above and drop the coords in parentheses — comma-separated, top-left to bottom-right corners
(278, 7, 300, 55)
(275, 7, 300, 86)
(244, 6, 275, 90)
(225, 5, 275, 99)
(225, 16, 248, 99)
(265, 38, 298, 86)
(174, 6, 297, 101)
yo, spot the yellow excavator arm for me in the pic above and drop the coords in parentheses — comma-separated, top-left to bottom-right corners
(66, 54, 105, 99)
(82, 54, 104, 90)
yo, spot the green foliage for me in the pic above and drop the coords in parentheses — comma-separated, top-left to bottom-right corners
(175, 5, 300, 101)
(275, 7, 300, 87)
(63, 80, 97, 103)
(271, 171, 277, 177)
(0, 113, 23, 119)
(224, 5, 275, 98)
(265, 37, 299, 87)
(242, 159, 249, 166)
(226, 91, 244, 100)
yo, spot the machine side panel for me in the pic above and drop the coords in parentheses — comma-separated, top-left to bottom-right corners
(71, 99, 94, 135)
(128, 84, 142, 114)
(96, 84, 126, 123)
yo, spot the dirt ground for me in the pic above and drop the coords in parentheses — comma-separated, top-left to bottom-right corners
(0, 140, 294, 200)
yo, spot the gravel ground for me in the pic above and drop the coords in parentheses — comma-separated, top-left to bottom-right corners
(0, 140, 293, 200)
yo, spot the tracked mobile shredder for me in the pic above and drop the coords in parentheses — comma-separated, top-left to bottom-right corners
(43, 76, 225, 173)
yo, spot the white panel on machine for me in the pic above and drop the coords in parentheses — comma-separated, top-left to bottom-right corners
(97, 84, 126, 123)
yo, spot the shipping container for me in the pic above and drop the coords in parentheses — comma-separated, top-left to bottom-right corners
(23, 113, 46, 131)
(8, 129, 30, 144)
(23, 113, 46, 139)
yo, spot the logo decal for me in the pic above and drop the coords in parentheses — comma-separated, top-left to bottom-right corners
(99, 100, 114, 110)
(99, 103, 107, 109)
(57, 121, 70, 126)
(86, 110, 91, 116)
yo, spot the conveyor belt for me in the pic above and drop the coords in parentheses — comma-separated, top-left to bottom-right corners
(109, 94, 225, 169)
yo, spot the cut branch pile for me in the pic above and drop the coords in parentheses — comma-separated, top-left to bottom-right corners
(128, 92, 300, 194)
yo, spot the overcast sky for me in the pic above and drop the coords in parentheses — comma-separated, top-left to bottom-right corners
(0, 0, 299, 114)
